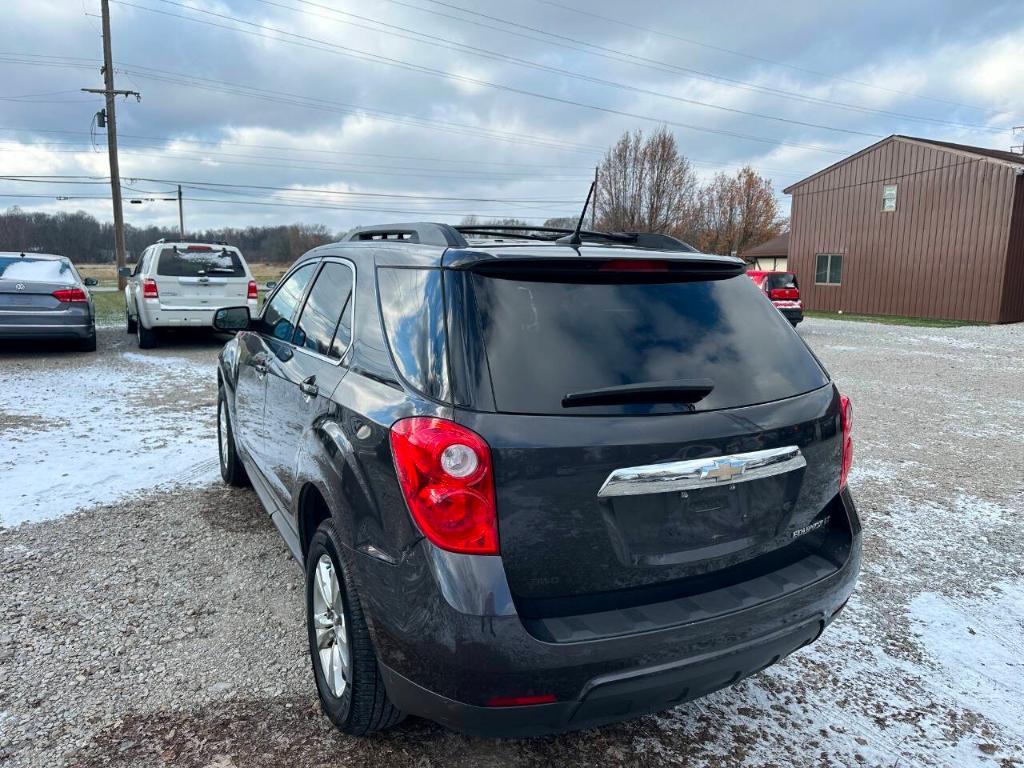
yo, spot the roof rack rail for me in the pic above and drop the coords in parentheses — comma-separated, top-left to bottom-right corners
(456, 225, 696, 252)
(343, 223, 468, 248)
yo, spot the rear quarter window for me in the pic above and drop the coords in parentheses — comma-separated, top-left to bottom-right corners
(377, 267, 450, 402)
(456, 271, 828, 416)
(157, 248, 246, 278)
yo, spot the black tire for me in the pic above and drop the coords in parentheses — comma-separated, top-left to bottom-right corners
(126, 307, 137, 334)
(77, 332, 97, 352)
(136, 317, 158, 349)
(217, 388, 249, 487)
(306, 520, 405, 736)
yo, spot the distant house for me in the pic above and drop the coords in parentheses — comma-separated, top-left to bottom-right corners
(784, 135, 1024, 323)
(742, 232, 789, 271)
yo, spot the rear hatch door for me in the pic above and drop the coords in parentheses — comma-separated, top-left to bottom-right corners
(446, 254, 837, 605)
(154, 246, 249, 308)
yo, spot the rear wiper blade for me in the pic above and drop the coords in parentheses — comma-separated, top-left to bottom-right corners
(562, 378, 714, 408)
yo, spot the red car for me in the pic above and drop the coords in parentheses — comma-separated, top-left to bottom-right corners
(747, 270, 803, 327)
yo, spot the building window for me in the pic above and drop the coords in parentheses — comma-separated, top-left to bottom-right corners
(882, 184, 897, 212)
(815, 254, 843, 285)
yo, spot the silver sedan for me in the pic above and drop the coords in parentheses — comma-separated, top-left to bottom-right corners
(0, 252, 98, 351)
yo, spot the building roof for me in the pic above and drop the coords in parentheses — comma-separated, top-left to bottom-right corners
(783, 135, 1024, 194)
(741, 231, 788, 258)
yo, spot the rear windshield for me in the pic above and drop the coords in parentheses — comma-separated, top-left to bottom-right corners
(459, 272, 828, 415)
(157, 247, 245, 277)
(767, 273, 798, 290)
(0, 257, 74, 283)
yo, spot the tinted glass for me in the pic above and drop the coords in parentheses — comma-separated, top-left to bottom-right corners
(828, 255, 843, 284)
(292, 262, 354, 359)
(257, 263, 315, 341)
(377, 267, 449, 401)
(461, 273, 828, 415)
(157, 247, 245, 277)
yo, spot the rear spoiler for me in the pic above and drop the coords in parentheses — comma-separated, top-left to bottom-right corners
(449, 254, 746, 282)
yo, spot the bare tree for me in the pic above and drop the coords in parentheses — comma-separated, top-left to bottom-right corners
(595, 127, 698, 234)
(694, 167, 785, 255)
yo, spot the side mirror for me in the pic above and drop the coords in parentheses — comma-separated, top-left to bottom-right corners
(83, 277, 98, 286)
(117, 267, 132, 278)
(265, 281, 277, 289)
(213, 306, 252, 332)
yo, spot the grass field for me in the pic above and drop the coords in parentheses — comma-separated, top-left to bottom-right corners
(803, 310, 979, 328)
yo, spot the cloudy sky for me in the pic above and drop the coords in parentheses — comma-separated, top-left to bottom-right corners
(1, 0, 1022, 234)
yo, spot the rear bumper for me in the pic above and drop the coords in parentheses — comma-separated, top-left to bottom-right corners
(772, 302, 803, 324)
(138, 299, 258, 329)
(0, 316, 94, 340)
(356, 489, 861, 737)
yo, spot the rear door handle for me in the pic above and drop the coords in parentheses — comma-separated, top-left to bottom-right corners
(299, 376, 318, 398)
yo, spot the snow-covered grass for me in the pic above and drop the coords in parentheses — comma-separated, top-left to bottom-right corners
(0, 346, 217, 527)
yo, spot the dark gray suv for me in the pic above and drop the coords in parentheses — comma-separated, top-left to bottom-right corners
(214, 223, 860, 737)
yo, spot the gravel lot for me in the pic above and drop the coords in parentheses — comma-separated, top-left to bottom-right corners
(2, 319, 1022, 768)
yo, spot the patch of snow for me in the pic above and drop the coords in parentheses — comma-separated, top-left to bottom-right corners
(909, 584, 1024, 742)
(0, 352, 218, 527)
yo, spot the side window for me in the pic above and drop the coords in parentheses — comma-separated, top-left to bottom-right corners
(377, 267, 449, 401)
(291, 262, 355, 359)
(132, 247, 148, 277)
(257, 263, 316, 341)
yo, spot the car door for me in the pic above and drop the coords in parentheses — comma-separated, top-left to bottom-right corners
(263, 258, 355, 511)
(234, 261, 318, 476)
(153, 246, 249, 313)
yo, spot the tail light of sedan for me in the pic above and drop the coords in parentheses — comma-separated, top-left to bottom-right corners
(142, 278, 159, 299)
(390, 417, 498, 555)
(52, 288, 88, 303)
(839, 393, 853, 488)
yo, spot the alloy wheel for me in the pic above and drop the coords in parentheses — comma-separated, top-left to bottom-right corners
(312, 554, 350, 698)
(217, 399, 229, 471)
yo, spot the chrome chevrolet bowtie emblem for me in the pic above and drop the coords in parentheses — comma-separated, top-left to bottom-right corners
(15, 283, 25, 290)
(699, 457, 746, 483)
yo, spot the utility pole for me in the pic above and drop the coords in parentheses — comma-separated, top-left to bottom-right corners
(82, 0, 139, 290)
(177, 184, 185, 239)
(1012, 127, 1024, 155)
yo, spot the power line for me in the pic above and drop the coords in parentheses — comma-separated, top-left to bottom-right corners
(0, 135, 815, 185)
(0, 174, 587, 204)
(273, 0, 1007, 134)
(534, 0, 990, 114)
(0, 53, 603, 154)
(0, 191, 569, 220)
(244, 0, 957, 139)
(111, 0, 858, 155)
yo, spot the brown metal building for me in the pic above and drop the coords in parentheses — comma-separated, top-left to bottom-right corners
(784, 135, 1024, 323)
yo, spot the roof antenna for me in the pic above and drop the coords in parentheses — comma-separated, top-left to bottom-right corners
(556, 179, 596, 246)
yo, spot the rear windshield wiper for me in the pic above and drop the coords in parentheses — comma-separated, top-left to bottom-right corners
(562, 379, 714, 408)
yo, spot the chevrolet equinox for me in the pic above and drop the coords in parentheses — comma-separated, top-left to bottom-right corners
(213, 222, 860, 737)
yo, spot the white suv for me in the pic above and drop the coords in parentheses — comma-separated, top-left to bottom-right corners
(122, 242, 258, 348)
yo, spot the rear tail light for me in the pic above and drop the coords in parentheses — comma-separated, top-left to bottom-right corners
(52, 288, 88, 303)
(247, 280, 258, 300)
(142, 278, 159, 299)
(769, 287, 799, 300)
(839, 393, 853, 488)
(486, 693, 557, 707)
(390, 417, 498, 555)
